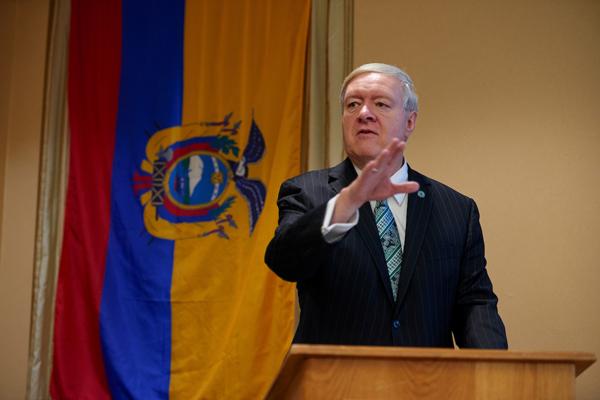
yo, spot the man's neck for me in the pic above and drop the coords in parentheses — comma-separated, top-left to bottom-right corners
(351, 156, 405, 175)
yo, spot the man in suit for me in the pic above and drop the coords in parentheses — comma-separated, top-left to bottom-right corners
(265, 63, 507, 348)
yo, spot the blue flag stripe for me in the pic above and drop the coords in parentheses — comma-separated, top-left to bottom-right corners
(99, 1, 185, 398)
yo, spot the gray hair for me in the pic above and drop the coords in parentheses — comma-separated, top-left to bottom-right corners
(340, 63, 419, 113)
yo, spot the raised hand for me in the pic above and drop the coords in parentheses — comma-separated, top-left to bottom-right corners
(332, 139, 419, 224)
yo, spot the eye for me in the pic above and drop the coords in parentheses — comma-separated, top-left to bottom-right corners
(375, 101, 390, 109)
(345, 101, 360, 111)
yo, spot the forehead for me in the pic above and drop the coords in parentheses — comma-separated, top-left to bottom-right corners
(344, 72, 404, 100)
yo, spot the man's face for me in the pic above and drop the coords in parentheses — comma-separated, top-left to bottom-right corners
(342, 72, 417, 169)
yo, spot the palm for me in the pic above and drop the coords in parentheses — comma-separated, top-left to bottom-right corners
(353, 168, 417, 203)
(331, 139, 419, 224)
(349, 139, 419, 204)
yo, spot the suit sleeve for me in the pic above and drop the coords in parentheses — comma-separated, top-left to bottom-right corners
(452, 200, 508, 349)
(264, 177, 337, 282)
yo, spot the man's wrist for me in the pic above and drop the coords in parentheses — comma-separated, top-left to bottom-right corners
(321, 194, 359, 243)
(332, 186, 362, 224)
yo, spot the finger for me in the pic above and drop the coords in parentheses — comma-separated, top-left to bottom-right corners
(382, 140, 406, 174)
(371, 148, 392, 174)
(361, 159, 383, 179)
(386, 140, 404, 161)
(391, 181, 420, 194)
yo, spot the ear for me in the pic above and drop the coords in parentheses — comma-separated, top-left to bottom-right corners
(405, 111, 417, 135)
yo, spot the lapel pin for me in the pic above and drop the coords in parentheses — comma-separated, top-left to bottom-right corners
(417, 190, 426, 198)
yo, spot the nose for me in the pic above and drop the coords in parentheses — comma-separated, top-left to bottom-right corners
(358, 104, 376, 122)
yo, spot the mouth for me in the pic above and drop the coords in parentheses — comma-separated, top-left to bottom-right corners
(357, 129, 377, 136)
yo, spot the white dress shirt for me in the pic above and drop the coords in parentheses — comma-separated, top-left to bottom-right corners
(321, 161, 409, 247)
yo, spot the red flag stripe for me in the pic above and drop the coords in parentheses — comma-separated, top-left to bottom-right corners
(50, 0, 121, 398)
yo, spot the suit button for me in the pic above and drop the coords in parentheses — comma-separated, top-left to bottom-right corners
(392, 320, 400, 329)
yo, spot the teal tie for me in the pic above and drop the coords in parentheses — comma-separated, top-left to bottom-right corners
(375, 200, 402, 301)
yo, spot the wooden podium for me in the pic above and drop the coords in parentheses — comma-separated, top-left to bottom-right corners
(267, 344, 595, 399)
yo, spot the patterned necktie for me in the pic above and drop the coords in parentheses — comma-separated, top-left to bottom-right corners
(374, 200, 403, 301)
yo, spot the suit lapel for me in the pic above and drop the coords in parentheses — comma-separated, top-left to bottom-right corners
(394, 168, 433, 313)
(328, 159, 395, 305)
(327, 159, 354, 194)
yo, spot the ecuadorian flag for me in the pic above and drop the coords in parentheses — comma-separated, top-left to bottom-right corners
(50, 1, 309, 398)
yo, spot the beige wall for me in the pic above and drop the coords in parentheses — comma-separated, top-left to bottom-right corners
(0, 0, 50, 398)
(355, 0, 600, 398)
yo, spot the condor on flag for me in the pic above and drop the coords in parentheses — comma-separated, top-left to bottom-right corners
(50, 0, 309, 398)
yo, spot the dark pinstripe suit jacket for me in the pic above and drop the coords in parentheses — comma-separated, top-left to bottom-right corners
(265, 158, 507, 349)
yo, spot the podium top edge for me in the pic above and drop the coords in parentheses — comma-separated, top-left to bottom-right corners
(288, 344, 596, 375)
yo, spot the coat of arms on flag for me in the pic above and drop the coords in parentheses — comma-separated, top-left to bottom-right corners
(134, 113, 267, 240)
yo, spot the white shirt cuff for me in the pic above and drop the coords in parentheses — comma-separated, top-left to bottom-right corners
(321, 194, 359, 243)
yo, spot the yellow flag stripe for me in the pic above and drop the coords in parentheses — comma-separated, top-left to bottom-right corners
(170, 1, 310, 398)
